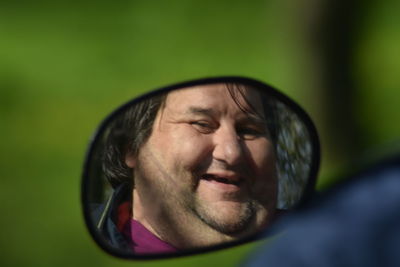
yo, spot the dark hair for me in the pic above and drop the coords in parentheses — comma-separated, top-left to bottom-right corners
(102, 84, 277, 188)
(102, 93, 167, 188)
(226, 83, 277, 143)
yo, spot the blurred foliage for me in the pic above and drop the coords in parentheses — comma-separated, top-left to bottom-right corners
(1, 0, 399, 266)
(354, 0, 400, 146)
(275, 101, 313, 209)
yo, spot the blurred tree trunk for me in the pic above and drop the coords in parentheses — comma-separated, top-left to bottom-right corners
(294, 0, 365, 167)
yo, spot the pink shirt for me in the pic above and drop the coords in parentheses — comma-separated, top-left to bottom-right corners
(124, 219, 178, 254)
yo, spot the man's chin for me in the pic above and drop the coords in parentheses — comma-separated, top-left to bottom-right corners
(194, 200, 255, 235)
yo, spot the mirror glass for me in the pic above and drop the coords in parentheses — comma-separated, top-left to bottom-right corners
(82, 77, 319, 258)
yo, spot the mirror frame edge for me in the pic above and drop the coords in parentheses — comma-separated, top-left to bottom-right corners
(81, 76, 321, 260)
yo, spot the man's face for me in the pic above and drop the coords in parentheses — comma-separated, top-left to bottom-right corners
(126, 84, 277, 247)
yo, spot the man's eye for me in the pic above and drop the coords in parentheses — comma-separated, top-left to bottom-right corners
(237, 127, 266, 139)
(190, 121, 214, 133)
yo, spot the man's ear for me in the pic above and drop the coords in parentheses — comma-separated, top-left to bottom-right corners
(125, 152, 136, 168)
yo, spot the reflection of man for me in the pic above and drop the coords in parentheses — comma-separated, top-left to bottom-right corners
(100, 83, 278, 254)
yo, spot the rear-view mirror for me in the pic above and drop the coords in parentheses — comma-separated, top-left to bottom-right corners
(82, 76, 320, 259)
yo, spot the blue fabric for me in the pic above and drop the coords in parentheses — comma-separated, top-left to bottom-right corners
(245, 156, 400, 267)
(91, 182, 132, 252)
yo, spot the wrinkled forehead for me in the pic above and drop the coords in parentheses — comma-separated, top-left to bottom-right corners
(163, 83, 264, 116)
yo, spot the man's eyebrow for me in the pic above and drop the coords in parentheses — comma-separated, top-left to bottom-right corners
(239, 113, 268, 126)
(185, 106, 215, 117)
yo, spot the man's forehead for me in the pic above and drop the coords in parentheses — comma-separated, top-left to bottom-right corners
(166, 84, 227, 103)
(163, 84, 263, 113)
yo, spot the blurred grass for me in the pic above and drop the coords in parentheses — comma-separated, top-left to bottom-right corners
(1, 0, 399, 266)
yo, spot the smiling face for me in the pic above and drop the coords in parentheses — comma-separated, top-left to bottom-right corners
(125, 83, 277, 248)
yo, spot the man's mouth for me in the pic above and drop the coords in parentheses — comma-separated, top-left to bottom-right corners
(201, 173, 242, 186)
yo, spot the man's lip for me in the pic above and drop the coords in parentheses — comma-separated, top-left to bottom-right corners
(200, 172, 243, 185)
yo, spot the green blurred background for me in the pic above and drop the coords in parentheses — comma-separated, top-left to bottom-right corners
(1, 0, 399, 266)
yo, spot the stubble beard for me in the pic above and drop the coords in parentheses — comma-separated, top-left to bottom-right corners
(191, 197, 255, 235)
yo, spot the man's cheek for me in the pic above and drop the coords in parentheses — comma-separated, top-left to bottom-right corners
(177, 134, 209, 164)
(256, 144, 276, 173)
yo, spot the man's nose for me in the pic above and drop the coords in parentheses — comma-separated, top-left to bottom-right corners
(212, 125, 244, 166)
